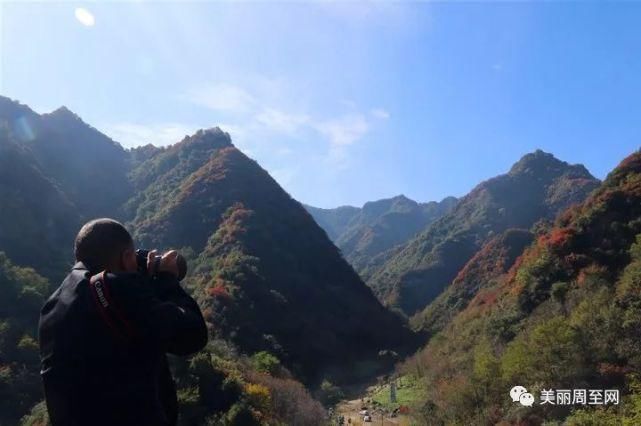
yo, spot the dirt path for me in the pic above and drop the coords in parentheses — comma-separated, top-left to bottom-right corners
(335, 397, 410, 426)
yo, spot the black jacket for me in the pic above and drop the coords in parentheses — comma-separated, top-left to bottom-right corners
(38, 262, 208, 426)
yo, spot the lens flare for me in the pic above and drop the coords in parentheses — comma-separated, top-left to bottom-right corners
(74, 7, 95, 27)
(15, 116, 36, 142)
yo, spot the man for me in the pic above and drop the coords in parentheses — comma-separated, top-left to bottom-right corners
(39, 218, 208, 426)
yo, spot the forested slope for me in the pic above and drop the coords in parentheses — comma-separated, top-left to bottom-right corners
(368, 151, 599, 316)
(397, 150, 641, 425)
(0, 96, 415, 424)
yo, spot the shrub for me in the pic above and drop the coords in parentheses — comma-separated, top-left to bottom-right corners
(501, 316, 587, 386)
(318, 380, 344, 406)
(19, 401, 50, 426)
(250, 351, 281, 376)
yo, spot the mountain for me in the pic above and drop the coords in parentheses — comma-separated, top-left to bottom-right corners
(0, 97, 131, 220)
(399, 149, 641, 425)
(367, 150, 600, 316)
(304, 205, 360, 241)
(125, 129, 417, 383)
(0, 106, 82, 281)
(0, 96, 416, 423)
(414, 228, 534, 335)
(306, 195, 457, 277)
(0, 98, 134, 281)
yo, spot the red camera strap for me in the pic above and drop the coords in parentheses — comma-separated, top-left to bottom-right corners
(89, 271, 137, 342)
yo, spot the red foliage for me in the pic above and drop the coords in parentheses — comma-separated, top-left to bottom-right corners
(218, 204, 253, 244)
(469, 288, 500, 311)
(538, 227, 575, 250)
(207, 284, 231, 300)
(618, 151, 641, 171)
(452, 236, 507, 286)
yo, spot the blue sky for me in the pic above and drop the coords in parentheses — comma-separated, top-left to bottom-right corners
(1, 2, 640, 208)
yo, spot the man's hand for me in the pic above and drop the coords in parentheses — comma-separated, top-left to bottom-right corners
(147, 250, 180, 278)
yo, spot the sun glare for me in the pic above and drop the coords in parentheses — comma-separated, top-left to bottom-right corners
(74, 7, 95, 27)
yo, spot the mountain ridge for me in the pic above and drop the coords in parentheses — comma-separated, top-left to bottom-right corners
(366, 149, 600, 315)
(306, 195, 458, 278)
(0, 95, 416, 386)
(400, 149, 641, 424)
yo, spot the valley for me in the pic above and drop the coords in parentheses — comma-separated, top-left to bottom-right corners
(1, 95, 641, 425)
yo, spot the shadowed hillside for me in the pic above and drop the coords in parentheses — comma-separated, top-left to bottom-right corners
(0, 112, 81, 281)
(306, 195, 457, 278)
(0, 97, 131, 220)
(415, 228, 534, 335)
(127, 130, 418, 383)
(367, 150, 600, 316)
(0, 96, 417, 424)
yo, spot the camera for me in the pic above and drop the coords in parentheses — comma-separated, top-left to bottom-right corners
(136, 249, 187, 281)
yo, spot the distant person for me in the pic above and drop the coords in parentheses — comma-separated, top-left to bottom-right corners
(38, 219, 208, 426)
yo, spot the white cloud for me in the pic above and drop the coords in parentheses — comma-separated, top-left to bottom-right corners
(182, 82, 388, 169)
(371, 108, 390, 120)
(314, 114, 369, 147)
(255, 108, 310, 135)
(185, 83, 256, 113)
(101, 122, 201, 148)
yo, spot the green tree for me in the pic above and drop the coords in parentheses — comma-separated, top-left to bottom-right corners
(250, 351, 281, 376)
(502, 316, 587, 386)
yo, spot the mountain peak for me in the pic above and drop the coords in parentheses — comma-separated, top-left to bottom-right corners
(41, 106, 104, 138)
(174, 126, 234, 152)
(363, 194, 416, 209)
(368, 150, 599, 315)
(0, 96, 39, 121)
(509, 149, 559, 173)
(44, 105, 82, 121)
(392, 194, 412, 202)
(49, 105, 75, 116)
(509, 149, 593, 179)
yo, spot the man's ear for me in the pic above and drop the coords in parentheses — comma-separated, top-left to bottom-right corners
(120, 247, 137, 272)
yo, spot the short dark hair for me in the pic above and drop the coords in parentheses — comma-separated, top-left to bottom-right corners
(74, 218, 133, 271)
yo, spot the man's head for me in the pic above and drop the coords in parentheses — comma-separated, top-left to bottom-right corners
(74, 218, 137, 273)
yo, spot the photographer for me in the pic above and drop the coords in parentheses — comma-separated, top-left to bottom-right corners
(38, 218, 208, 426)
